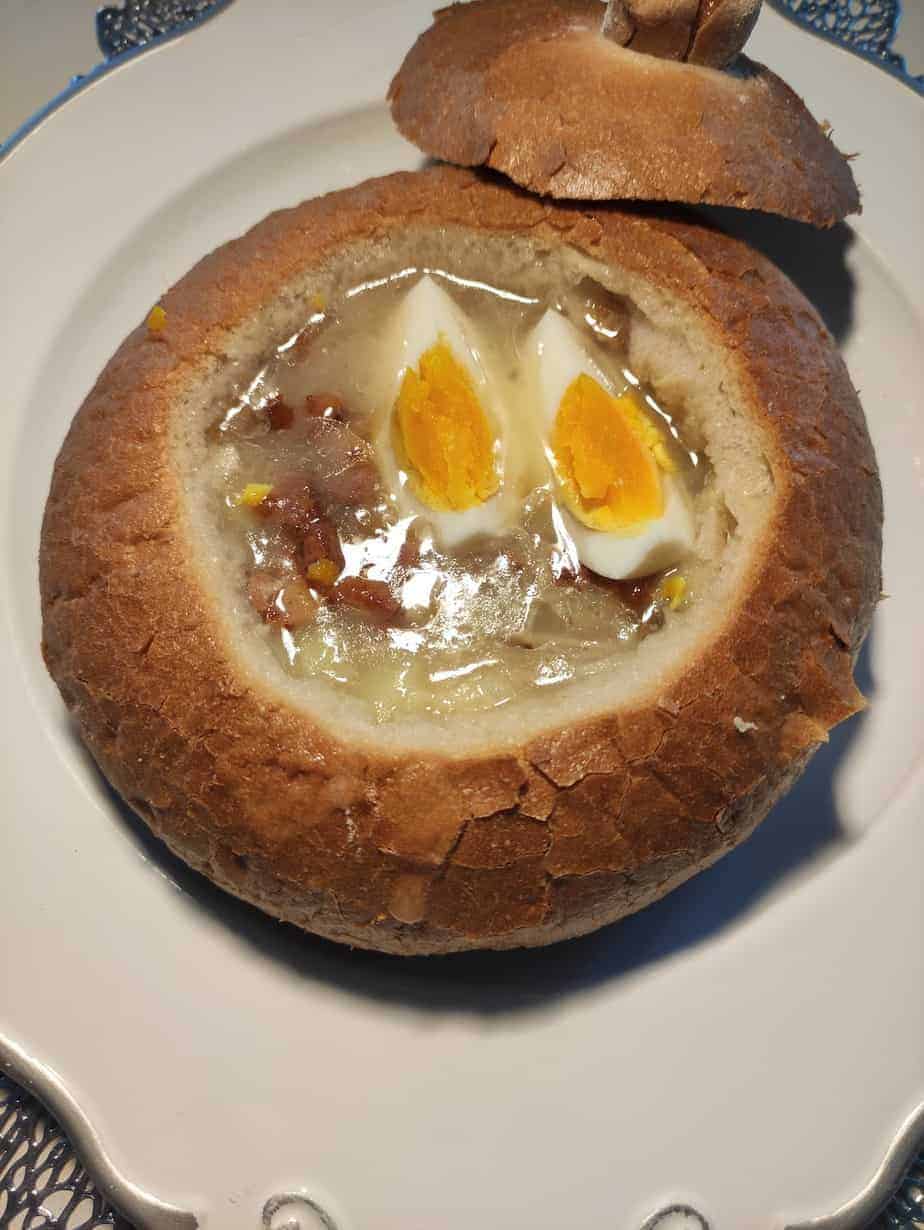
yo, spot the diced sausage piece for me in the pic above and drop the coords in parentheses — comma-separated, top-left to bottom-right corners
(397, 523, 422, 569)
(247, 570, 318, 628)
(274, 579, 320, 628)
(302, 418, 381, 507)
(336, 458, 380, 507)
(304, 392, 347, 421)
(551, 550, 581, 584)
(301, 515, 345, 574)
(579, 279, 632, 348)
(332, 576, 400, 619)
(257, 473, 315, 534)
(248, 569, 286, 621)
(584, 569, 661, 619)
(615, 574, 662, 618)
(265, 396, 295, 431)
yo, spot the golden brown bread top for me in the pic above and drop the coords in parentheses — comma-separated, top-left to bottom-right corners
(388, 0, 859, 225)
(40, 168, 880, 952)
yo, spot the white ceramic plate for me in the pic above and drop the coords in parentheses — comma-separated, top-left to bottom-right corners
(2, 4, 923, 1228)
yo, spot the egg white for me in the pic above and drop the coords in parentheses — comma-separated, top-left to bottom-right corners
(377, 275, 516, 550)
(532, 306, 615, 430)
(529, 308, 695, 581)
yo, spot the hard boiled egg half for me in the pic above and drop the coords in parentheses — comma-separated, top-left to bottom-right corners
(378, 276, 517, 549)
(529, 309, 694, 580)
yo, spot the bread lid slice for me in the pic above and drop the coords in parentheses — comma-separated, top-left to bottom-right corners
(388, 0, 860, 226)
(40, 168, 880, 954)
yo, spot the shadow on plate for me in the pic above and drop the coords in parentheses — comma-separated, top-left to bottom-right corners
(698, 206, 857, 343)
(96, 639, 875, 1018)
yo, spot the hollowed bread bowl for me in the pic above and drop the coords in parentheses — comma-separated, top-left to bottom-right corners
(40, 167, 881, 954)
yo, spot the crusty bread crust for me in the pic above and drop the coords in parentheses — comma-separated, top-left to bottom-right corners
(40, 167, 881, 954)
(603, 0, 762, 67)
(388, 0, 860, 226)
(688, 0, 764, 67)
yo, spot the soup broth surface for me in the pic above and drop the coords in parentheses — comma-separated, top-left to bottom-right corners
(208, 266, 702, 720)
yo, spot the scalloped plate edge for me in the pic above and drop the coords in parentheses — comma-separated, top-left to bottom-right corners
(762, 0, 922, 96)
(786, 1101, 924, 1229)
(0, 1032, 198, 1229)
(3, 1022, 923, 1229)
(1, 2, 921, 1228)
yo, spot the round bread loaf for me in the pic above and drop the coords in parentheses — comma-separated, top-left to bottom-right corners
(388, 0, 860, 225)
(40, 167, 881, 954)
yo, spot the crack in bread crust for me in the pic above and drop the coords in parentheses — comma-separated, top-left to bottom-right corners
(40, 167, 881, 954)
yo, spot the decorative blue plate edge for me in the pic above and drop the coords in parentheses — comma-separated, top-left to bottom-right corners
(3, 0, 921, 167)
(0, 1032, 198, 1228)
(0, 0, 235, 164)
(767, 0, 924, 96)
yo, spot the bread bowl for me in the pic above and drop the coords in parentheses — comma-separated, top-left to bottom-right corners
(388, 0, 860, 225)
(40, 166, 881, 954)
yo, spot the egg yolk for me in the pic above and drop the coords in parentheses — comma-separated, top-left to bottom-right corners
(551, 374, 673, 532)
(394, 338, 499, 512)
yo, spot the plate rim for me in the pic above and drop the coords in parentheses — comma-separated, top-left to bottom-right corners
(1, 3, 923, 1228)
(0, 0, 235, 164)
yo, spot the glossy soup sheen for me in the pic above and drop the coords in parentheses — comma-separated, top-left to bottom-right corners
(207, 268, 701, 721)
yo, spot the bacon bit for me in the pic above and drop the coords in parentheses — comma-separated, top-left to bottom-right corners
(247, 570, 318, 628)
(578, 279, 631, 347)
(304, 392, 347, 421)
(551, 551, 581, 584)
(257, 473, 315, 534)
(614, 574, 662, 617)
(265, 396, 295, 431)
(397, 523, 422, 569)
(305, 558, 341, 590)
(332, 576, 400, 619)
(302, 418, 381, 507)
(580, 568, 663, 619)
(301, 515, 345, 574)
(275, 579, 320, 628)
(248, 569, 282, 619)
